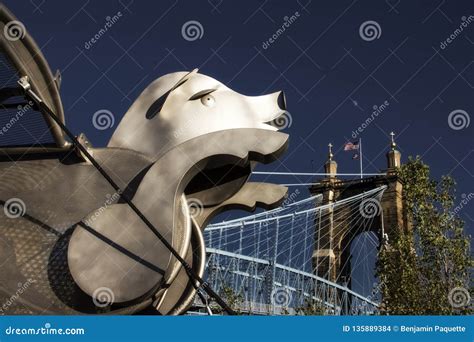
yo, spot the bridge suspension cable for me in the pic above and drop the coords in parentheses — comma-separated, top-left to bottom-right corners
(252, 171, 387, 177)
(197, 186, 387, 315)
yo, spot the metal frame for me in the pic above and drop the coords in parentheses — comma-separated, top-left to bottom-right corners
(0, 4, 68, 152)
(205, 248, 379, 307)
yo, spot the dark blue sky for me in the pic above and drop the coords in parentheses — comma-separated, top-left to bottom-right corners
(5, 0, 473, 237)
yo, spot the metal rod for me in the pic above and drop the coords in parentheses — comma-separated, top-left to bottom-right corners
(252, 172, 385, 176)
(359, 138, 363, 179)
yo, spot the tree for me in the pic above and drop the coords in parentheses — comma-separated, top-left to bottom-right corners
(295, 297, 326, 315)
(377, 156, 472, 315)
(208, 285, 243, 314)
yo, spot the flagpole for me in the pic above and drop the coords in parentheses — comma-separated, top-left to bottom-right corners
(359, 138, 363, 179)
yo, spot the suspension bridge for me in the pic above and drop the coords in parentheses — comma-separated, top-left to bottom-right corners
(191, 182, 388, 315)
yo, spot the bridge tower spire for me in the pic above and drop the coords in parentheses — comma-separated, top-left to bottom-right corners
(310, 134, 409, 287)
(312, 143, 339, 282)
(386, 132, 401, 172)
(325, 143, 338, 179)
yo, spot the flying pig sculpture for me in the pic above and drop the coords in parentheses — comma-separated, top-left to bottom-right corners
(0, 5, 290, 315)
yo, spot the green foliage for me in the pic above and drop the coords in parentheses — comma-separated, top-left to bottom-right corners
(209, 285, 243, 315)
(294, 297, 327, 315)
(377, 156, 473, 315)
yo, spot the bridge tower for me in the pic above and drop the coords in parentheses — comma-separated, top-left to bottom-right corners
(310, 134, 409, 286)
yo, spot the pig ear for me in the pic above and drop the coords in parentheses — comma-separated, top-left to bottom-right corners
(170, 68, 198, 92)
(146, 69, 199, 120)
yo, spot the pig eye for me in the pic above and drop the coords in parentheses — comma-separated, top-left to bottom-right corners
(201, 94, 215, 107)
(189, 89, 216, 107)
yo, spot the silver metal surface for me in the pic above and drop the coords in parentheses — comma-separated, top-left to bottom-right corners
(0, 6, 292, 313)
(158, 182, 288, 315)
(0, 5, 67, 148)
(157, 218, 206, 315)
(0, 148, 154, 314)
(108, 70, 287, 161)
(194, 182, 288, 228)
(68, 128, 288, 305)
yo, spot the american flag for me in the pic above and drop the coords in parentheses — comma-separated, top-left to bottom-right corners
(344, 141, 360, 151)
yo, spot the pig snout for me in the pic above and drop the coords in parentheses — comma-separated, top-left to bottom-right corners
(245, 90, 289, 128)
(277, 91, 287, 111)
